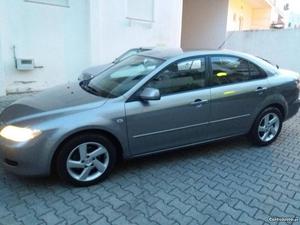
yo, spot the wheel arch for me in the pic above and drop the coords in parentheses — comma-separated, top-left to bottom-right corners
(50, 129, 124, 174)
(265, 103, 285, 118)
(254, 94, 288, 121)
(249, 98, 287, 134)
(249, 103, 284, 146)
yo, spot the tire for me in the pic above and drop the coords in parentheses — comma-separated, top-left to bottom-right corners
(249, 107, 283, 146)
(56, 133, 117, 187)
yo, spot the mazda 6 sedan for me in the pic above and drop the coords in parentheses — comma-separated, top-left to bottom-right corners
(0, 49, 299, 186)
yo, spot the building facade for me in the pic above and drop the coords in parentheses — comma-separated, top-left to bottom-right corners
(227, 0, 284, 30)
(0, 0, 182, 96)
(181, 0, 285, 50)
(0, 0, 294, 96)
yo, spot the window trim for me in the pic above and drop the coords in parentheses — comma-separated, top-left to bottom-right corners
(127, 55, 210, 102)
(208, 54, 268, 88)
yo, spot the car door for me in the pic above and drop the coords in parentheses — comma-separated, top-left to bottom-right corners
(125, 57, 211, 156)
(208, 55, 269, 139)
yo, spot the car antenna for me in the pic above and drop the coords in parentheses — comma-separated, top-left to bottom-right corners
(218, 32, 234, 50)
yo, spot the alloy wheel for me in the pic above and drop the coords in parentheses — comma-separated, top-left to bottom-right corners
(66, 142, 109, 182)
(258, 113, 280, 142)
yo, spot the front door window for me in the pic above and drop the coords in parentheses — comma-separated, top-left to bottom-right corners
(146, 58, 207, 95)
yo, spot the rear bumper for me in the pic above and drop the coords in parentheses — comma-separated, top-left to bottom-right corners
(286, 98, 300, 121)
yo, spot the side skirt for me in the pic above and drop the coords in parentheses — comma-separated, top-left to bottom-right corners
(129, 132, 246, 159)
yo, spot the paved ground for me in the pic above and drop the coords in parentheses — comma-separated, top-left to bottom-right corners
(0, 94, 300, 225)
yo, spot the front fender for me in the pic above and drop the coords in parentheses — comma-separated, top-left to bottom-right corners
(45, 114, 129, 172)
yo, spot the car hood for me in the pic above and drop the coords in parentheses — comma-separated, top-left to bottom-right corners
(82, 63, 113, 76)
(0, 83, 107, 123)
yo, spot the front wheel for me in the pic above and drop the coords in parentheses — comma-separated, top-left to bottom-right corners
(250, 107, 283, 146)
(56, 133, 117, 186)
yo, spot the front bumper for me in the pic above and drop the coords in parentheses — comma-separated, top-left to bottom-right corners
(0, 132, 53, 176)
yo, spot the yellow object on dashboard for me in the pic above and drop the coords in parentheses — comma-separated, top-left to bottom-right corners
(217, 72, 228, 77)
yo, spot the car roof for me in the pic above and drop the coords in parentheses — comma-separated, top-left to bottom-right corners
(140, 48, 278, 74)
(140, 48, 254, 59)
(131, 47, 155, 51)
(140, 48, 184, 59)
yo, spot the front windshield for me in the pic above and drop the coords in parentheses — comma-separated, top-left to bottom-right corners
(88, 55, 164, 98)
(117, 49, 139, 62)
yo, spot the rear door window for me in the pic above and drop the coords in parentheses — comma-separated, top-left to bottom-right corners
(210, 56, 250, 86)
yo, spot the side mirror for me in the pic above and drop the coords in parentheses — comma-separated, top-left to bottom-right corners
(140, 88, 161, 101)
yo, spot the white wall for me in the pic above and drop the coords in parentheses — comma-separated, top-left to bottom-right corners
(181, 0, 229, 50)
(0, 0, 6, 96)
(0, 0, 90, 94)
(0, 38, 5, 96)
(224, 29, 300, 72)
(90, 0, 183, 65)
(0, 0, 183, 96)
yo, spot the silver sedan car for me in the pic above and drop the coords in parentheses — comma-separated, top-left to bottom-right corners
(0, 49, 299, 186)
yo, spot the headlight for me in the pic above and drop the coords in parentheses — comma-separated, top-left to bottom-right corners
(0, 125, 41, 142)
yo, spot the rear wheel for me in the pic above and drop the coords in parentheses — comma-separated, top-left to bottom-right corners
(250, 107, 283, 146)
(56, 133, 117, 186)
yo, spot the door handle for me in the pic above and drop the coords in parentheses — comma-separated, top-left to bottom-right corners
(255, 87, 268, 95)
(190, 99, 209, 106)
(255, 87, 268, 92)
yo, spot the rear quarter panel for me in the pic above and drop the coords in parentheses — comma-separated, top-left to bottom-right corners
(261, 73, 299, 120)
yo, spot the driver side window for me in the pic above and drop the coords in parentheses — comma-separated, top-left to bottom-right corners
(147, 58, 207, 96)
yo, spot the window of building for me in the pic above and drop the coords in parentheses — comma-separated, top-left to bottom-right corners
(24, 0, 69, 7)
(146, 58, 207, 96)
(211, 56, 266, 86)
(127, 0, 154, 22)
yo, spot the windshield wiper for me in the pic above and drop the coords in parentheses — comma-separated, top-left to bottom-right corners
(86, 84, 99, 94)
(81, 81, 118, 98)
(80, 82, 98, 95)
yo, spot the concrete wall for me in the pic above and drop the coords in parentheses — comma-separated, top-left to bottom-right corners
(181, 0, 229, 50)
(224, 29, 300, 72)
(0, 0, 91, 94)
(90, 0, 183, 65)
